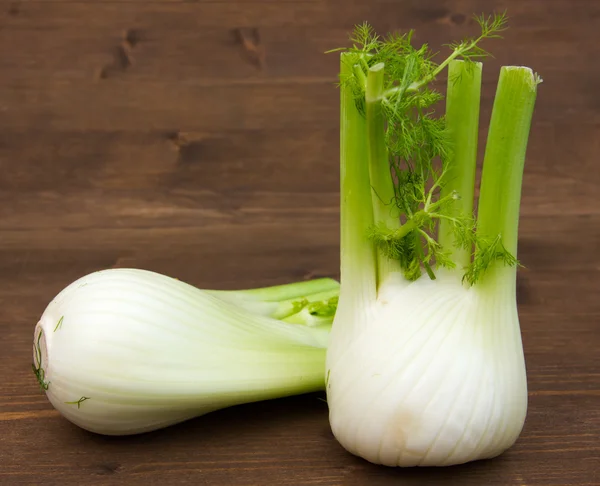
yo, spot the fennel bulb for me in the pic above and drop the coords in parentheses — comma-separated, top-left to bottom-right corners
(33, 268, 337, 435)
(328, 269, 526, 467)
(326, 17, 540, 467)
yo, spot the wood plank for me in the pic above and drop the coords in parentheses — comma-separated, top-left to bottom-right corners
(1, 121, 598, 200)
(0, 393, 598, 485)
(0, 23, 594, 84)
(1, 1, 599, 134)
(3, 0, 599, 28)
(0, 129, 341, 192)
(0, 54, 596, 133)
(0, 216, 597, 318)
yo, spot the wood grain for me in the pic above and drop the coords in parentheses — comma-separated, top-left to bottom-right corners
(1, 0, 599, 484)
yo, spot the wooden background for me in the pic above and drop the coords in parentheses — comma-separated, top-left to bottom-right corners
(1, 0, 599, 484)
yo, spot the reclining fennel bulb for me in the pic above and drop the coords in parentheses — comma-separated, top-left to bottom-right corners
(33, 268, 338, 435)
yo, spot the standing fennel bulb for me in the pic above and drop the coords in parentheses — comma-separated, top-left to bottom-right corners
(326, 17, 541, 466)
(33, 268, 338, 435)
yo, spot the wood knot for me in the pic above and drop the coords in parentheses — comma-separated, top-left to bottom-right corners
(98, 29, 141, 79)
(167, 131, 192, 150)
(233, 27, 266, 70)
(167, 132, 205, 165)
(97, 462, 122, 475)
(124, 29, 141, 49)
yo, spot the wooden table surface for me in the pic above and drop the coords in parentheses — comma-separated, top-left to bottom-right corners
(1, 0, 599, 484)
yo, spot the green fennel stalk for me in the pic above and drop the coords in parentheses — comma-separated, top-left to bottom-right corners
(438, 60, 482, 268)
(472, 66, 540, 287)
(366, 63, 401, 286)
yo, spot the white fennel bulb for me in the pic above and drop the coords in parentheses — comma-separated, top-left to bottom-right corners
(325, 21, 539, 467)
(327, 270, 527, 466)
(33, 268, 337, 435)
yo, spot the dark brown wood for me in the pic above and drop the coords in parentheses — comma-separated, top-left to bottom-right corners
(1, 0, 599, 484)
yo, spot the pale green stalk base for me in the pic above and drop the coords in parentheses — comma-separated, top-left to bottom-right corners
(208, 278, 339, 323)
(339, 53, 377, 305)
(208, 277, 339, 302)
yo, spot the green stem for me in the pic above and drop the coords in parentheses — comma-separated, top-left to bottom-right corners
(271, 289, 340, 320)
(383, 53, 454, 100)
(410, 50, 462, 92)
(382, 218, 418, 241)
(366, 62, 401, 285)
(477, 66, 539, 283)
(410, 37, 484, 92)
(283, 310, 334, 327)
(340, 52, 377, 303)
(438, 60, 482, 268)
